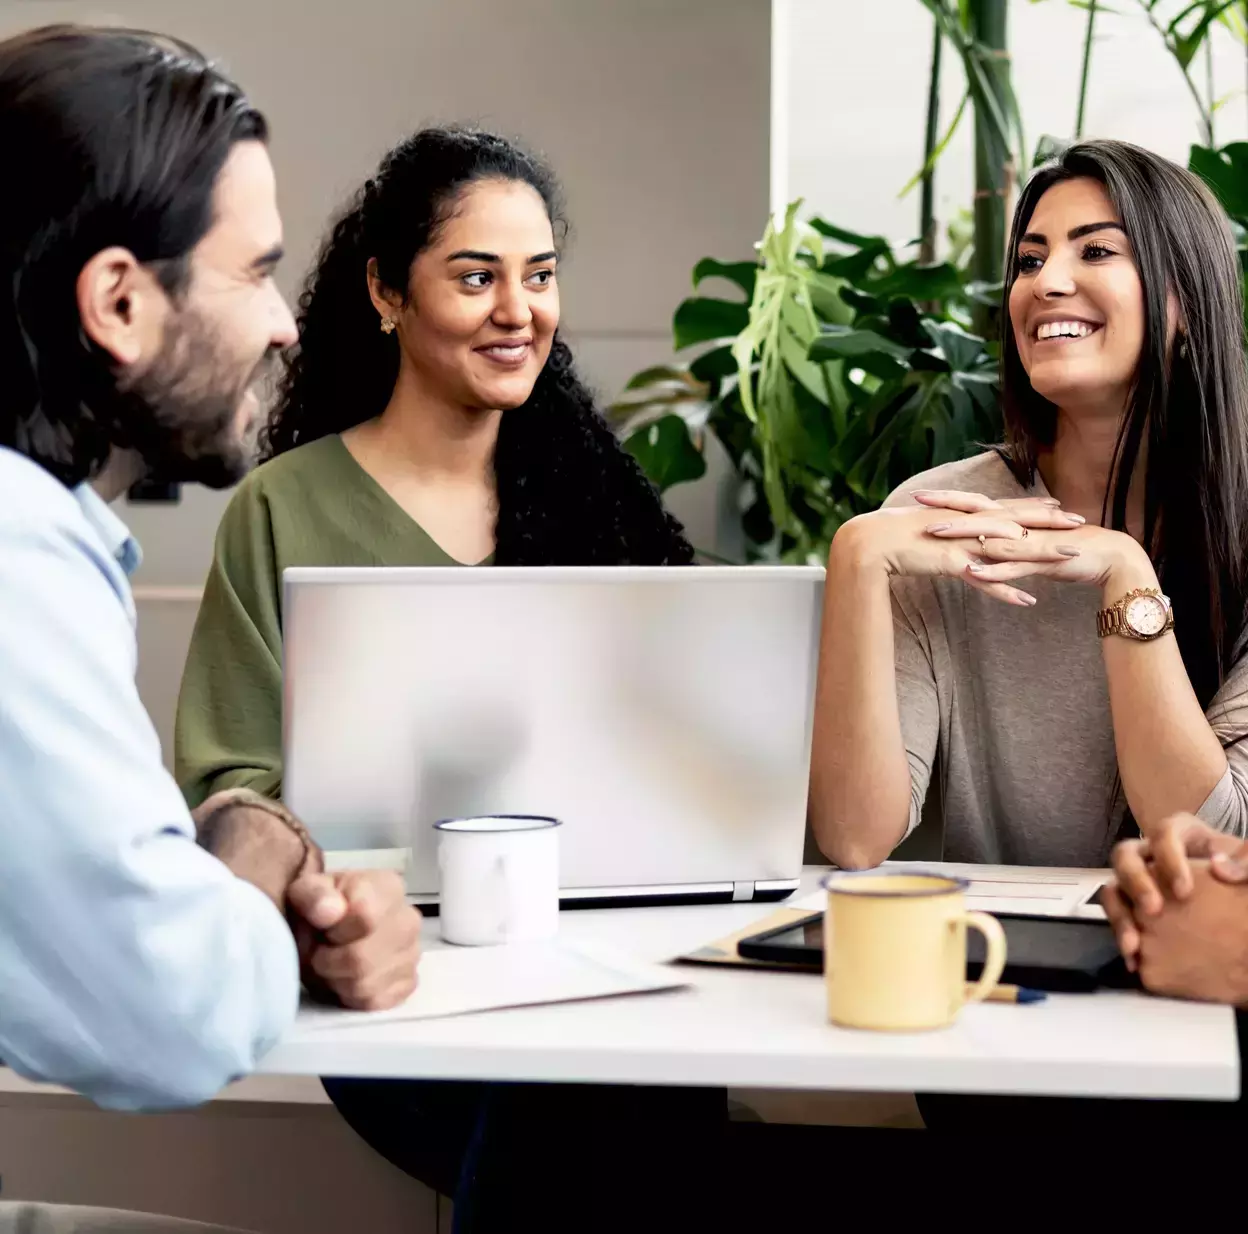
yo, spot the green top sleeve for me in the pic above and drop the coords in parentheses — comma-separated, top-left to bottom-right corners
(175, 476, 284, 809)
(175, 433, 468, 809)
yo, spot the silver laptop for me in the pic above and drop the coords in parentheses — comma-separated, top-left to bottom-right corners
(282, 565, 824, 906)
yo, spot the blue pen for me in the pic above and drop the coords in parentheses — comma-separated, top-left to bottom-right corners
(978, 983, 1047, 1004)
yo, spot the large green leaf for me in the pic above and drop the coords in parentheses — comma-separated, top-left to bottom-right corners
(608, 365, 713, 438)
(622, 364, 695, 391)
(1190, 142, 1248, 219)
(823, 245, 890, 283)
(838, 285, 882, 316)
(1171, 0, 1238, 69)
(886, 298, 933, 349)
(692, 258, 758, 300)
(778, 293, 835, 408)
(911, 348, 953, 374)
(807, 219, 887, 248)
(924, 319, 990, 371)
(623, 414, 707, 491)
(808, 271, 855, 322)
(864, 261, 964, 303)
(809, 327, 913, 367)
(846, 395, 917, 501)
(689, 345, 738, 381)
(672, 297, 751, 350)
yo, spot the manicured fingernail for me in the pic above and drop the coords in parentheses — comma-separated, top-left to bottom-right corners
(1018, 592, 1037, 606)
(967, 562, 984, 573)
(1065, 514, 1086, 524)
(927, 522, 951, 533)
(1058, 546, 1081, 557)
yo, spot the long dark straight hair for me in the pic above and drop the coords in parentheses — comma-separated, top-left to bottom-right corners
(1001, 139, 1248, 709)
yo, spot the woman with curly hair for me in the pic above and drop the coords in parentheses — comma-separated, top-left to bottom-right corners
(173, 127, 717, 1227)
(177, 126, 694, 808)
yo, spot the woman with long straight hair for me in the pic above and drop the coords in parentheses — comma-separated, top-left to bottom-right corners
(809, 138, 1248, 873)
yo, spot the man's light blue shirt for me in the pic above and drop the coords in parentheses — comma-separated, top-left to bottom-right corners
(0, 446, 299, 1110)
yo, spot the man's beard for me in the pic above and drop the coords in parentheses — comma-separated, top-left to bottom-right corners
(118, 303, 274, 490)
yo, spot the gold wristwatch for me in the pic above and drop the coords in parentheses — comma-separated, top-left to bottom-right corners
(1096, 587, 1174, 641)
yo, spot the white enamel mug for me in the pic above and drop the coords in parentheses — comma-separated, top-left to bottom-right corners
(434, 815, 562, 946)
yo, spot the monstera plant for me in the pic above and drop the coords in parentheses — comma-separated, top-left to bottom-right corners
(1188, 141, 1248, 333)
(610, 205, 1003, 564)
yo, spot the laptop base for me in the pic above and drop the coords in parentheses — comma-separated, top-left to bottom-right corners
(407, 879, 800, 916)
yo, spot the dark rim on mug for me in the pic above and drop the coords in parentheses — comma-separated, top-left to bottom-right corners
(434, 815, 563, 835)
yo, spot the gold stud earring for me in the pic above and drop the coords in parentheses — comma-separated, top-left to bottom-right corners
(380, 316, 397, 335)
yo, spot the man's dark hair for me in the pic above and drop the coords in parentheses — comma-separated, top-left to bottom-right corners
(0, 24, 267, 487)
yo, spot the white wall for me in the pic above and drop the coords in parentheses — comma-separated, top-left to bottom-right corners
(777, 0, 1248, 246)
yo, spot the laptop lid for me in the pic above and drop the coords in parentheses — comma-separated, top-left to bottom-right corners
(282, 566, 823, 900)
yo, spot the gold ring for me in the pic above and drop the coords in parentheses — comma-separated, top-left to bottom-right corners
(978, 534, 987, 549)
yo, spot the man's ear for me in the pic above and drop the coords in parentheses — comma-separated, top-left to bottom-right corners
(76, 247, 168, 369)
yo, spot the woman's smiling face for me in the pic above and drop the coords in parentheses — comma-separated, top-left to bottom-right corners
(1008, 176, 1160, 411)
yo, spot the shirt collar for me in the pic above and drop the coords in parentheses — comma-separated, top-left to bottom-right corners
(74, 483, 144, 577)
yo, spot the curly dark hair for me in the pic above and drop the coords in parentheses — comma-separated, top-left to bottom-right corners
(262, 126, 694, 566)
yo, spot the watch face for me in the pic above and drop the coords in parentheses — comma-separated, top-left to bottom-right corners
(1125, 594, 1168, 636)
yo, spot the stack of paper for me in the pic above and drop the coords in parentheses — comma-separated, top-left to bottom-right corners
(297, 940, 688, 1030)
(794, 863, 1109, 918)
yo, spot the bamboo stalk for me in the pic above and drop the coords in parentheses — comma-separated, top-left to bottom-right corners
(968, 0, 1010, 340)
(1206, 30, 1216, 146)
(1075, 0, 1097, 138)
(920, 17, 943, 265)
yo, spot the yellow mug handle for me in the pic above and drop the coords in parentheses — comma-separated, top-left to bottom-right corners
(962, 911, 1007, 1004)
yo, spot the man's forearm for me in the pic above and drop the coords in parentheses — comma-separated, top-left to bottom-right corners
(195, 803, 310, 911)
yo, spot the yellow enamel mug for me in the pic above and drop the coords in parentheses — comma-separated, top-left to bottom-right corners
(821, 872, 1007, 1031)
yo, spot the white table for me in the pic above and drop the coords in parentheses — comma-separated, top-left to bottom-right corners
(260, 865, 1242, 1102)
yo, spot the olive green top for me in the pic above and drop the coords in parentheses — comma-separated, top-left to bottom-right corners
(174, 433, 484, 808)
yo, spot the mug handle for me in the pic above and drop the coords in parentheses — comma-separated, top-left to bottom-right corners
(962, 911, 1007, 1003)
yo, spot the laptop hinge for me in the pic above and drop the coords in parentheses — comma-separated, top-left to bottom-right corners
(732, 881, 754, 902)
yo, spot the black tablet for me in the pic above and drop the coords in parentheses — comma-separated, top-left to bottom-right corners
(736, 911, 1139, 993)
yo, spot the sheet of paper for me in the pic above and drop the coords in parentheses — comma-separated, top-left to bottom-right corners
(791, 864, 1109, 919)
(296, 941, 688, 1030)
